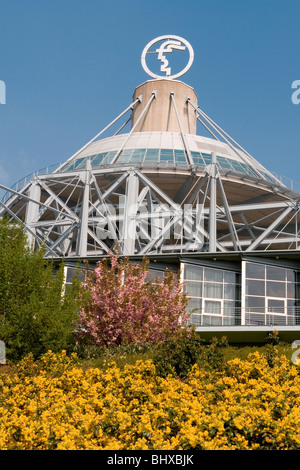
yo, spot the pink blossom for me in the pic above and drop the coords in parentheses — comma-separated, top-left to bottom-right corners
(76, 254, 189, 347)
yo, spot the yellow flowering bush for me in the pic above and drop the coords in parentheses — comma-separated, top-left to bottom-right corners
(1, 349, 300, 450)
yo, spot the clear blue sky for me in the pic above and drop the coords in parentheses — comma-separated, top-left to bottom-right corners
(1, 0, 300, 192)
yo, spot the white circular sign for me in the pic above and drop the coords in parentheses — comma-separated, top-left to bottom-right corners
(141, 35, 194, 80)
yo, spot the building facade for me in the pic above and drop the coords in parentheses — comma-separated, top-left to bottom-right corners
(1, 36, 300, 341)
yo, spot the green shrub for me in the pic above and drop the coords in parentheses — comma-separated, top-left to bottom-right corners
(0, 219, 81, 361)
(153, 328, 228, 378)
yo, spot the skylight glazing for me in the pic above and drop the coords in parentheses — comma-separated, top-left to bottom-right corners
(60, 148, 278, 184)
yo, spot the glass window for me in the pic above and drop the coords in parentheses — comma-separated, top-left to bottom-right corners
(224, 284, 236, 300)
(130, 149, 146, 162)
(184, 265, 203, 281)
(230, 161, 244, 172)
(224, 271, 236, 283)
(287, 270, 296, 283)
(185, 281, 202, 298)
(204, 268, 223, 282)
(248, 313, 265, 325)
(182, 263, 240, 327)
(245, 296, 265, 310)
(287, 282, 296, 299)
(266, 281, 285, 298)
(74, 158, 85, 168)
(204, 300, 221, 314)
(145, 149, 160, 160)
(201, 154, 212, 165)
(103, 152, 116, 164)
(186, 298, 201, 312)
(145, 269, 164, 282)
(267, 299, 285, 314)
(217, 156, 233, 170)
(266, 266, 286, 281)
(117, 153, 131, 163)
(245, 262, 265, 279)
(224, 301, 236, 316)
(193, 159, 206, 168)
(91, 153, 107, 165)
(246, 279, 265, 296)
(203, 315, 222, 326)
(204, 282, 223, 299)
(191, 152, 203, 164)
(175, 150, 186, 162)
(189, 313, 202, 326)
(160, 149, 174, 161)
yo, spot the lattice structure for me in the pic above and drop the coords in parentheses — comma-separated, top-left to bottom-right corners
(1, 78, 300, 258)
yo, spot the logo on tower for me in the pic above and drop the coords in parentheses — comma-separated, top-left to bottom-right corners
(141, 35, 194, 80)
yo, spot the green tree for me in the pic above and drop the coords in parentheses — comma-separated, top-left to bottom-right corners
(0, 219, 80, 361)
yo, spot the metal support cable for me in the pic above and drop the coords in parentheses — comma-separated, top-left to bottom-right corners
(187, 99, 266, 181)
(110, 91, 156, 165)
(170, 92, 194, 168)
(196, 115, 219, 140)
(54, 97, 142, 173)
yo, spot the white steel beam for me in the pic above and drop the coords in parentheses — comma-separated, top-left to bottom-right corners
(245, 206, 295, 252)
(122, 172, 139, 255)
(24, 180, 41, 248)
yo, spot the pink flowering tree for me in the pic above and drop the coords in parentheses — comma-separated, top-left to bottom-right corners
(76, 254, 189, 347)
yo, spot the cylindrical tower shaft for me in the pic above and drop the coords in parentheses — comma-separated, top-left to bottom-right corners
(131, 79, 198, 134)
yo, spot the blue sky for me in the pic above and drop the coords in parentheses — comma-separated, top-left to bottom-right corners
(0, 0, 300, 194)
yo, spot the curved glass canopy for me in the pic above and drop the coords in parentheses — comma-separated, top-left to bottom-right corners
(60, 148, 278, 184)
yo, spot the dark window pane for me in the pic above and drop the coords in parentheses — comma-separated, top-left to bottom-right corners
(224, 271, 236, 283)
(204, 283, 223, 298)
(204, 268, 223, 282)
(203, 315, 222, 325)
(187, 297, 201, 312)
(224, 301, 236, 316)
(246, 296, 265, 310)
(267, 298, 285, 313)
(266, 266, 286, 281)
(266, 281, 285, 298)
(246, 262, 265, 279)
(246, 279, 265, 296)
(247, 313, 265, 325)
(184, 265, 203, 281)
(205, 300, 221, 314)
(224, 284, 236, 300)
(287, 282, 296, 299)
(287, 270, 296, 283)
(185, 281, 202, 298)
(145, 269, 164, 281)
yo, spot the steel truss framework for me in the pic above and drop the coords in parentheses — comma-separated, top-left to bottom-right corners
(1, 160, 300, 258)
(1, 89, 300, 258)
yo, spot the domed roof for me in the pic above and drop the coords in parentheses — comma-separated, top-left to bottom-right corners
(59, 130, 279, 187)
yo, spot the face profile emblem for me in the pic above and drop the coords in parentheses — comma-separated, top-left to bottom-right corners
(141, 35, 194, 80)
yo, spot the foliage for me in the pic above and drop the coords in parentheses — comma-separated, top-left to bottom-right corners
(0, 219, 80, 360)
(1, 349, 300, 449)
(153, 327, 228, 378)
(76, 254, 189, 347)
